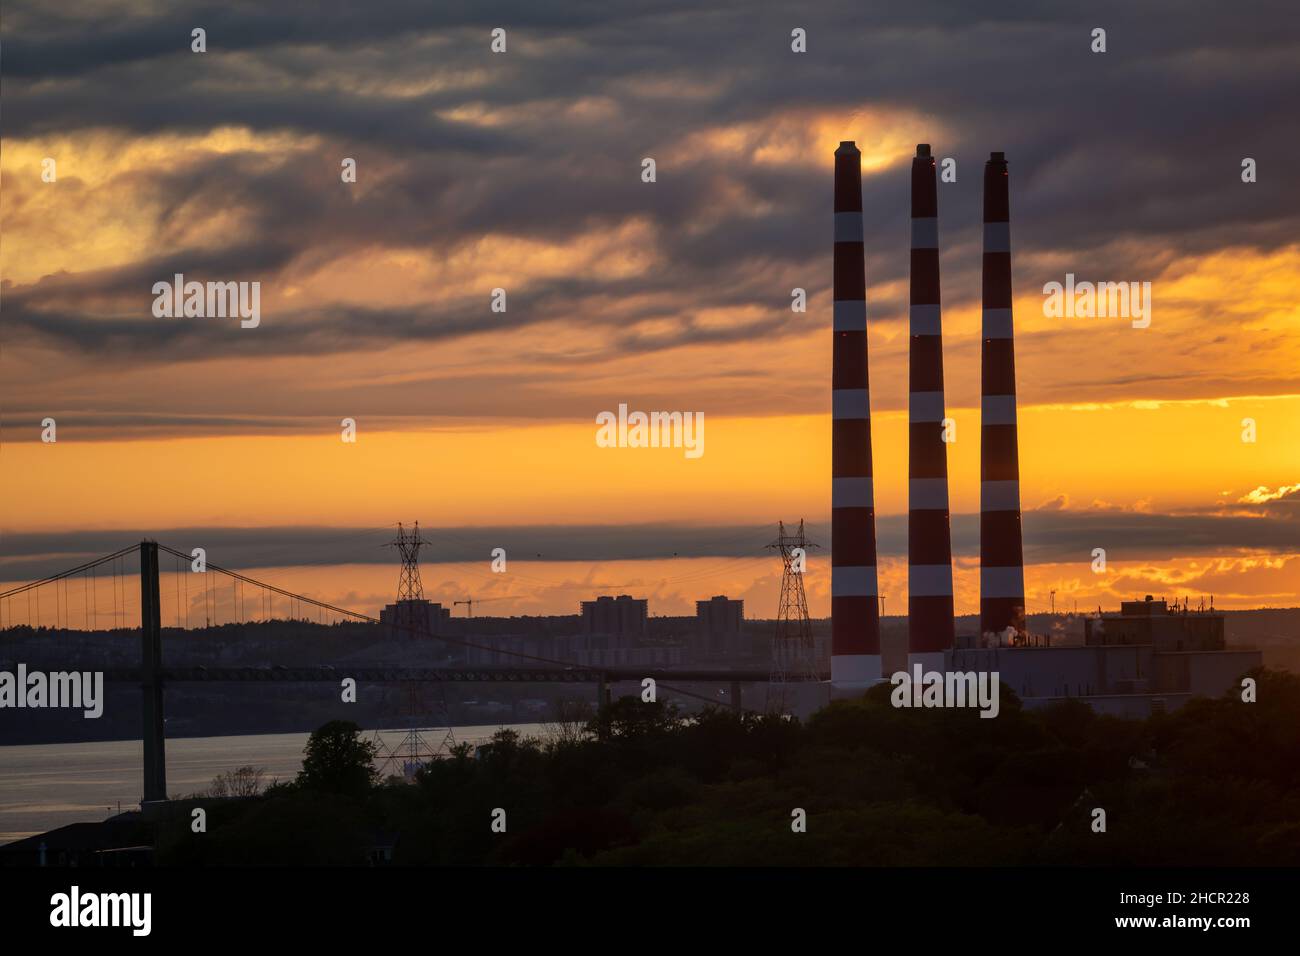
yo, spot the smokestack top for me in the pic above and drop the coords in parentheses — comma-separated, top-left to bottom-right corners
(836, 140, 860, 155)
(984, 152, 1011, 220)
(916, 144, 931, 157)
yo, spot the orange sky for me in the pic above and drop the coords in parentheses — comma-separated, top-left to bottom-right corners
(3, 110, 1298, 618)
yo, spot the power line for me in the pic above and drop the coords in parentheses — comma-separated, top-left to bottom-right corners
(155, 543, 584, 669)
(6, 542, 787, 716)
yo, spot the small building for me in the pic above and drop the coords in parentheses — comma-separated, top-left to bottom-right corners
(0, 819, 154, 867)
(368, 830, 399, 866)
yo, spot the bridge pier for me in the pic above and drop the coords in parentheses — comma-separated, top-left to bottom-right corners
(598, 671, 612, 709)
(139, 541, 167, 803)
(594, 672, 611, 740)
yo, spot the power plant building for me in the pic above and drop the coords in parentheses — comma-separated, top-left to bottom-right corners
(952, 598, 1260, 715)
(1086, 596, 1225, 651)
(826, 143, 1261, 714)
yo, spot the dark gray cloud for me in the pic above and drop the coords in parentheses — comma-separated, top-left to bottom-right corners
(2, 0, 1298, 434)
(3, 502, 1296, 584)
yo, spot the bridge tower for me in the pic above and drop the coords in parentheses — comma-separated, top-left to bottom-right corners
(139, 540, 167, 803)
(766, 520, 819, 713)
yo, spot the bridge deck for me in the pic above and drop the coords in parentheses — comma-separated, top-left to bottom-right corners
(99, 666, 827, 683)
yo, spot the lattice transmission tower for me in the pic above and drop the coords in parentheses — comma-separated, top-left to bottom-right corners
(766, 519, 819, 713)
(374, 520, 455, 780)
(391, 521, 424, 603)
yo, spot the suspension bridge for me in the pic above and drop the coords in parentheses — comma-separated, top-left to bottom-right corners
(0, 540, 826, 803)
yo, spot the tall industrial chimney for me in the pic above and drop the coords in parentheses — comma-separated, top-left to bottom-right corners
(831, 141, 881, 685)
(980, 151, 1026, 643)
(907, 144, 955, 671)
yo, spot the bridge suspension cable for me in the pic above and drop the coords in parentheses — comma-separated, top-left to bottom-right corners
(154, 543, 586, 670)
(0, 544, 138, 601)
(150, 542, 783, 711)
(0, 541, 781, 713)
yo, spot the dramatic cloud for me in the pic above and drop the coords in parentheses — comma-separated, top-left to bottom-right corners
(1239, 483, 1300, 505)
(3, 0, 1298, 436)
(4, 496, 1299, 584)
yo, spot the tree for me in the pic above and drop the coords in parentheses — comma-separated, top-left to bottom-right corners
(586, 696, 679, 740)
(544, 697, 594, 746)
(203, 765, 268, 798)
(297, 720, 378, 797)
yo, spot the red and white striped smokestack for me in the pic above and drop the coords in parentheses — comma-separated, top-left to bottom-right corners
(832, 141, 881, 685)
(980, 151, 1026, 643)
(907, 144, 955, 672)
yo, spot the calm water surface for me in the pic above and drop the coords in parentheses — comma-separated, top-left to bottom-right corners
(0, 724, 548, 843)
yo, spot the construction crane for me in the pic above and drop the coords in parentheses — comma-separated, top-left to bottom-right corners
(453, 596, 508, 618)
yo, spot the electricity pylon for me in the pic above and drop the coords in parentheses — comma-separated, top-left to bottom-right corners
(390, 522, 424, 603)
(766, 520, 819, 713)
(374, 682, 457, 782)
(375, 520, 455, 779)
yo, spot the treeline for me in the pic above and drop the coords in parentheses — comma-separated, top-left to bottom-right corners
(155, 668, 1300, 865)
